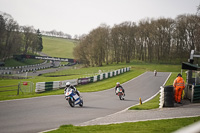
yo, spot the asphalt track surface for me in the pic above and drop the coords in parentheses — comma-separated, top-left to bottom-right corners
(0, 72, 170, 133)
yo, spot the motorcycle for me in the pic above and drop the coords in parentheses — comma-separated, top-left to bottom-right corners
(116, 87, 124, 100)
(65, 88, 83, 107)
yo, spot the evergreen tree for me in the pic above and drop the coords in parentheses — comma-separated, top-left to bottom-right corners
(36, 29, 43, 52)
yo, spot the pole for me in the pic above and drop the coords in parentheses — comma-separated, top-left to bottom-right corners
(17, 83, 20, 95)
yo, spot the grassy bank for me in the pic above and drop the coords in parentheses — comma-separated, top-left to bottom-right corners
(48, 116, 200, 133)
(42, 36, 77, 58)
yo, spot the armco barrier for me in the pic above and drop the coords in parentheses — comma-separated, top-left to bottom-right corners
(35, 67, 130, 93)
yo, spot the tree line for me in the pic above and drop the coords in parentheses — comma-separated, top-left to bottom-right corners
(0, 12, 43, 61)
(73, 13, 200, 66)
(41, 30, 72, 39)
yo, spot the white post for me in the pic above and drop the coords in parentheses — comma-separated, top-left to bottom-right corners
(159, 86, 164, 108)
(25, 72, 28, 79)
(191, 85, 194, 103)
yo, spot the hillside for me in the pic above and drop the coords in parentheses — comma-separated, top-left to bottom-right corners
(42, 36, 78, 58)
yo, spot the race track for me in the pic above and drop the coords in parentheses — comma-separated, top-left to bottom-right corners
(0, 72, 170, 133)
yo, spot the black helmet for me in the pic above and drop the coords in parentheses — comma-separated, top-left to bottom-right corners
(177, 73, 182, 77)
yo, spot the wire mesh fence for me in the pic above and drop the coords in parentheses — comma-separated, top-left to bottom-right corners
(0, 81, 34, 97)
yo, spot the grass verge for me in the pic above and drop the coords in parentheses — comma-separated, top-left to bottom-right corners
(47, 116, 200, 133)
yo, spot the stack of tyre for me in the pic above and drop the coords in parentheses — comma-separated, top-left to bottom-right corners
(164, 85, 174, 107)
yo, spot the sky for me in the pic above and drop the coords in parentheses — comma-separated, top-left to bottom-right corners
(0, 0, 199, 37)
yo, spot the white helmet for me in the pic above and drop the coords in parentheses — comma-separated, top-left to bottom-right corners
(116, 82, 120, 85)
(66, 82, 70, 87)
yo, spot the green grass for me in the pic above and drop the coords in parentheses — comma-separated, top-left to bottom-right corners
(42, 36, 77, 58)
(48, 116, 200, 133)
(129, 94, 160, 110)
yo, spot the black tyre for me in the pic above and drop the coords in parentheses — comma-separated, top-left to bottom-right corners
(164, 101, 174, 107)
(164, 92, 174, 97)
(79, 100, 83, 107)
(164, 85, 174, 92)
(119, 94, 122, 100)
(69, 98, 75, 107)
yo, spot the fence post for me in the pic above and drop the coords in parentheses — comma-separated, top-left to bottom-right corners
(17, 83, 20, 95)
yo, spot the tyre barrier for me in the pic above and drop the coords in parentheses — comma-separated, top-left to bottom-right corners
(160, 85, 174, 108)
(36, 67, 130, 93)
(164, 85, 174, 92)
(36, 79, 78, 93)
(1, 71, 12, 75)
(159, 86, 164, 108)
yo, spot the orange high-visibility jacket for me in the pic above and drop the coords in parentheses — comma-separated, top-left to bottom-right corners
(173, 76, 185, 89)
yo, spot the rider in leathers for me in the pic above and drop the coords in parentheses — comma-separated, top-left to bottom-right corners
(115, 82, 125, 96)
(64, 82, 80, 96)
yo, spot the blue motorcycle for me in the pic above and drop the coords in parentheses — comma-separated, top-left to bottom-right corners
(65, 88, 83, 107)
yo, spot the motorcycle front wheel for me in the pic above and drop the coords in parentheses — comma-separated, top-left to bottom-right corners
(119, 94, 122, 100)
(119, 93, 124, 100)
(79, 100, 83, 107)
(69, 98, 75, 107)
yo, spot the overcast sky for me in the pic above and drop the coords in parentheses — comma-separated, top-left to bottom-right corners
(0, 0, 199, 37)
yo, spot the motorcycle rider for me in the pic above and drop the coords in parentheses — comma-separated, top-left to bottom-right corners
(154, 70, 157, 76)
(64, 82, 80, 96)
(115, 82, 125, 96)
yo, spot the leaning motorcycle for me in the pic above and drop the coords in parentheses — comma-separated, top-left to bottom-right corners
(65, 88, 83, 107)
(116, 87, 124, 100)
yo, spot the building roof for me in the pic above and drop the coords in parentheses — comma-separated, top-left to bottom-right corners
(182, 62, 200, 70)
